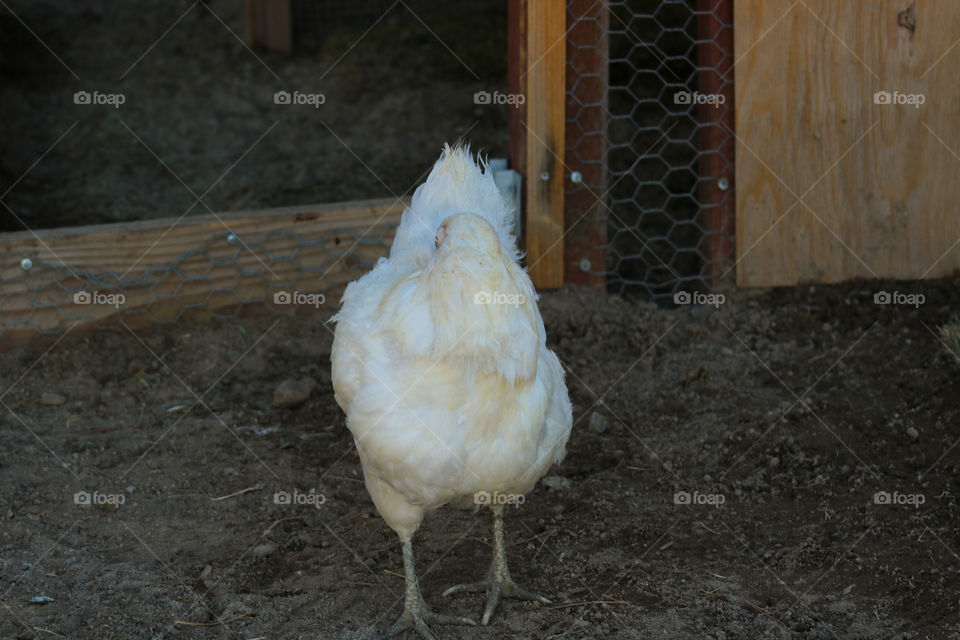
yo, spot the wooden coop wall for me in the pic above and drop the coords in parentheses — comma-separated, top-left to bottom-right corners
(0, 200, 403, 348)
(735, 0, 960, 286)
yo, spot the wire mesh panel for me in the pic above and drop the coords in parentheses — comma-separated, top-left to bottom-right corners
(565, 0, 735, 301)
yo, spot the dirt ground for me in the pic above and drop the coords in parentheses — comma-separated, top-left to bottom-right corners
(0, 0, 508, 231)
(1, 277, 959, 639)
(2, 1, 959, 638)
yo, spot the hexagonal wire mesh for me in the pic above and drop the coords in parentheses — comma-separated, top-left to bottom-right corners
(565, 0, 735, 301)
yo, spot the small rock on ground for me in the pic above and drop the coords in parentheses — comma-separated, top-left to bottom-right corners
(272, 378, 317, 409)
(39, 392, 66, 406)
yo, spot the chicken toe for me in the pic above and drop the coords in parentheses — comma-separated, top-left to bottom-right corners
(382, 538, 476, 639)
(442, 506, 551, 625)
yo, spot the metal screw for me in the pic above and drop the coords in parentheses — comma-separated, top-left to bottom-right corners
(20, 257, 33, 271)
(717, 177, 730, 191)
(540, 171, 550, 182)
(226, 233, 239, 245)
(579, 258, 591, 272)
(570, 171, 583, 184)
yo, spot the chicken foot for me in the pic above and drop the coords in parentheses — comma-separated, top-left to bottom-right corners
(382, 538, 476, 640)
(442, 505, 551, 625)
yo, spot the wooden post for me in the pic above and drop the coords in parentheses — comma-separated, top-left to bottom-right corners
(563, 0, 608, 290)
(509, 0, 566, 289)
(697, 0, 735, 284)
(245, 0, 293, 55)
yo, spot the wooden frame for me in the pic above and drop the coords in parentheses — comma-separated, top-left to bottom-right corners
(0, 199, 405, 347)
(563, 0, 609, 290)
(245, 0, 293, 55)
(508, 0, 567, 290)
(697, 0, 735, 284)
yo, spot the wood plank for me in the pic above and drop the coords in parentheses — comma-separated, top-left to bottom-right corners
(735, 0, 960, 286)
(522, 0, 566, 289)
(0, 198, 406, 347)
(697, 0, 735, 285)
(245, 0, 293, 54)
(563, 0, 608, 290)
(507, 0, 528, 183)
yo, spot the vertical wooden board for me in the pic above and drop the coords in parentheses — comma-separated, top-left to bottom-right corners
(697, 0, 735, 284)
(564, 0, 609, 290)
(735, 0, 960, 286)
(245, 0, 292, 54)
(508, 0, 528, 181)
(523, 0, 566, 289)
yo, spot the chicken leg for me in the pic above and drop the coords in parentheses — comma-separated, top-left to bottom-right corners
(382, 537, 476, 640)
(442, 505, 551, 625)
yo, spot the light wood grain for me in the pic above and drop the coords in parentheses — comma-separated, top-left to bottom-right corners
(523, 0, 566, 289)
(0, 198, 406, 346)
(735, 0, 960, 286)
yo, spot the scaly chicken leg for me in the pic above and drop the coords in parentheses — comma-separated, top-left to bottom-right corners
(383, 538, 476, 640)
(442, 505, 551, 625)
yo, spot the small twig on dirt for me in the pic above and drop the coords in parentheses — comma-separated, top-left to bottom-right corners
(340, 510, 372, 523)
(626, 466, 653, 471)
(745, 601, 774, 617)
(211, 483, 264, 501)
(265, 516, 306, 534)
(383, 569, 404, 579)
(696, 521, 720, 535)
(76, 426, 123, 435)
(170, 484, 264, 502)
(706, 571, 727, 580)
(174, 614, 250, 626)
(659, 540, 674, 551)
(33, 628, 65, 638)
(548, 598, 624, 610)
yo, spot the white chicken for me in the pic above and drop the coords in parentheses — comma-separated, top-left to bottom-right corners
(331, 144, 572, 638)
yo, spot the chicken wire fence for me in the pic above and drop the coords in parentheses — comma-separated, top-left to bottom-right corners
(1, 0, 734, 349)
(565, 0, 735, 300)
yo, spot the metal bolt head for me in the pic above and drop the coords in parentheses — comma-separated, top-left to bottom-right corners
(540, 171, 550, 182)
(20, 257, 33, 271)
(226, 233, 239, 245)
(579, 258, 591, 272)
(717, 177, 730, 191)
(570, 171, 583, 184)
